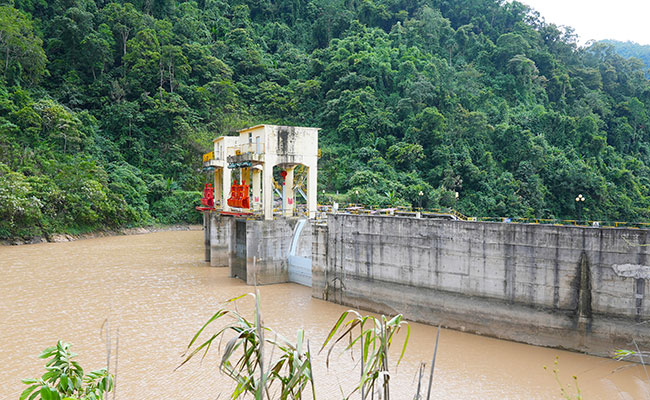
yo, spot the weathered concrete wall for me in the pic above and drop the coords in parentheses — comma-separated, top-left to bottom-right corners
(231, 220, 247, 280)
(202, 212, 211, 262)
(207, 215, 312, 285)
(313, 214, 650, 356)
(209, 213, 232, 267)
(245, 218, 312, 285)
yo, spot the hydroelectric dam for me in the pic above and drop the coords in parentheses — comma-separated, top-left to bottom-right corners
(199, 124, 650, 357)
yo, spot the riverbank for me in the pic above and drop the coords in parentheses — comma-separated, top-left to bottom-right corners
(0, 224, 202, 246)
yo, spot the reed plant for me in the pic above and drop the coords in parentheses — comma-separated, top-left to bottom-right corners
(181, 294, 443, 399)
(320, 310, 411, 400)
(179, 293, 315, 400)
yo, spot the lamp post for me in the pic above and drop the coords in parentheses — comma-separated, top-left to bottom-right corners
(417, 190, 424, 218)
(355, 190, 359, 205)
(575, 194, 585, 224)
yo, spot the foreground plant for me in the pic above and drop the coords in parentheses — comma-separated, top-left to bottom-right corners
(21, 341, 113, 400)
(614, 349, 650, 364)
(179, 293, 315, 400)
(544, 356, 582, 400)
(614, 345, 650, 385)
(321, 310, 410, 400)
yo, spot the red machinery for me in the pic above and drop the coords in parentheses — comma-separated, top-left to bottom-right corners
(227, 180, 250, 209)
(196, 183, 215, 211)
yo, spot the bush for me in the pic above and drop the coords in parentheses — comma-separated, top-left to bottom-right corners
(151, 190, 202, 224)
(21, 341, 113, 400)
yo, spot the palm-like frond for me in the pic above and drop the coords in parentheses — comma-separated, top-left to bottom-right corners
(320, 310, 410, 400)
(180, 293, 315, 400)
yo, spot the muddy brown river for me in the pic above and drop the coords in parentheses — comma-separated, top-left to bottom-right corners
(1, 230, 648, 399)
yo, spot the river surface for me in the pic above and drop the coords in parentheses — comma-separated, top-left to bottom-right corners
(1, 230, 648, 399)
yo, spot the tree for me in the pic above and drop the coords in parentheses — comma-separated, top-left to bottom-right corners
(81, 23, 114, 80)
(101, 2, 143, 60)
(0, 5, 46, 83)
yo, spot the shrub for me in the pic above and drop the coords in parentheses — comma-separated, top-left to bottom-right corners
(21, 341, 113, 400)
(151, 190, 202, 224)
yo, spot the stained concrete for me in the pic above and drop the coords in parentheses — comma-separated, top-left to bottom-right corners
(312, 214, 650, 356)
(208, 214, 312, 285)
(209, 213, 232, 268)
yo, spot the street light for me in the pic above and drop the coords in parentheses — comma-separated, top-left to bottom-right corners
(355, 190, 359, 205)
(575, 194, 585, 223)
(418, 190, 424, 210)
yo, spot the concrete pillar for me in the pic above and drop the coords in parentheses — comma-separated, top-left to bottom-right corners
(252, 167, 262, 210)
(222, 167, 231, 212)
(283, 166, 296, 217)
(209, 213, 217, 266)
(210, 215, 231, 267)
(203, 211, 211, 261)
(241, 167, 249, 186)
(263, 163, 274, 220)
(214, 169, 223, 209)
(307, 165, 317, 219)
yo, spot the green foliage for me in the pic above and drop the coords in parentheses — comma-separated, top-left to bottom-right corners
(2, 0, 650, 240)
(602, 40, 650, 74)
(0, 5, 47, 84)
(180, 293, 316, 400)
(321, 310, 410, 399)
(150, 190, 202, 225)
(21, 341, 113, 400)
(182, 293, 416, 400)
(544, 356, 582, 400)
(0, 162, 43, 238)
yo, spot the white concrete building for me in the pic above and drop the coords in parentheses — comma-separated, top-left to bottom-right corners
(203, 125, 319, 220)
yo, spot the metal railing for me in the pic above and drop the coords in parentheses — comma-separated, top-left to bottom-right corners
(312, 203, 650, 229)
(229, 142, 265, 156)
(226, 143, 265, 166)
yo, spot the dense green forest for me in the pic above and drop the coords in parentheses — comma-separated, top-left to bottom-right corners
(602, 39, 650, 73)
(1, 0, 650, 240)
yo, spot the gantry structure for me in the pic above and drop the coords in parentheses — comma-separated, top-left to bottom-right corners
(200, 125, 319, 220)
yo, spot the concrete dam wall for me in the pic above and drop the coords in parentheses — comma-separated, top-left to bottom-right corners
(312, 214, 650, 356)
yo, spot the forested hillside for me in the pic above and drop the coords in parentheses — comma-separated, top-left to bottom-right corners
(601, 39, 650, 73)
(1, 0, 650, 240)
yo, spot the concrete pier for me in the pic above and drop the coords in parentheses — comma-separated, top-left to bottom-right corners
(209, 214, 231, 267)
(207, 214, 312, 285)
(202, 211, 210, 262)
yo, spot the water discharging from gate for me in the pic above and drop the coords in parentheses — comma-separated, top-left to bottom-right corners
(1, 230, 648, 399)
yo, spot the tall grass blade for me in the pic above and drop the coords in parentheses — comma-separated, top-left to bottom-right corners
(633, 339, 650, 383)
(307, 340, 316, 400)
(361, 321, 366, 400)
(425, 325, 441, 400)
(414, 362, 425, 400)
(321, 311, 351, 351)
(255, 287, 265, 400)
(112, 328, 119, 400)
